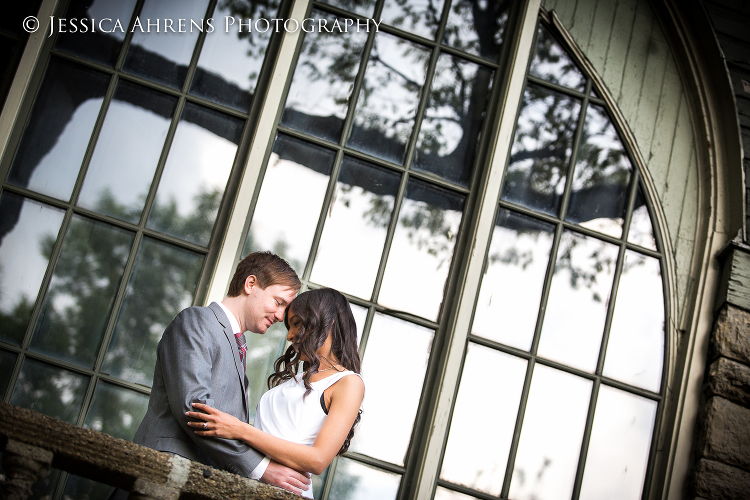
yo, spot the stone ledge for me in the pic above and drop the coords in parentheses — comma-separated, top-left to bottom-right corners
(692, 458, 750, 500)
(711, 304, 750, 365)
(0, 403, 299, 500)
(697, 396, 750, 472)
(705, 357, 750, 408)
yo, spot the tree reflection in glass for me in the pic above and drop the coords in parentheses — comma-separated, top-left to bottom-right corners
(440, 344, 527, 495)
(190, 0, 280, 112)
(529, 25, 586, 91)
(605, 252, 664, 392)
(244, 134, 336, 275)
(103, 238, 203, 386)
(509, 365, 591, 500)
(413, 53, 493, 187)
(350, 313, 433, 465)
(281, 9, 369, 143)
(147, 103, 243, 246)
(566, 104, 632, 238)
(502, 84, 580, 216)
(7, 58, 109, 201)
(443, 0, 510, 61)
(537, 230, 619, 373)
(328, 457, 400, 500)
(627, 187, 657, 250)
(78, 81, 177, 223)
(381, 0, 445, 40)
(0, 193, 65, 346)
(579, 386, 657, 500)
(348, 33, 430, 165)
(10, 358, 88, 424)
(311, 157, 400, 300)
(123, 0, 210, 89)
(29, 216, 134, 369)
(472, 208, 554, 351)
(322, 0, 376, 16)
(379, 180, 464, 320)
(246, 322, 287, 422)
(55, 0, 138, 67)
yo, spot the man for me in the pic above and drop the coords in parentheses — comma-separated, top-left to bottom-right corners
(117, 251, 311, 496)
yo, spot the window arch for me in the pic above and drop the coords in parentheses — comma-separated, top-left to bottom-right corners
(434, 14, 668, 500)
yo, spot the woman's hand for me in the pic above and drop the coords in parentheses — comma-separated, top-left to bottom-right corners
(186, 402, 244, 440)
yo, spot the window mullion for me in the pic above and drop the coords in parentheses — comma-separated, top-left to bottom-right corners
(411, 0, 543, 498)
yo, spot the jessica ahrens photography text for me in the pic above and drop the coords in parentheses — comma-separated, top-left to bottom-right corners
(32, 16, 382, 36)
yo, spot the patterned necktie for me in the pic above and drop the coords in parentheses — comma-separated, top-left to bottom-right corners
(234, 332, 247, 369)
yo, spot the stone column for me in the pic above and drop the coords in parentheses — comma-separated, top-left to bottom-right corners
(1, 440, 53, 500)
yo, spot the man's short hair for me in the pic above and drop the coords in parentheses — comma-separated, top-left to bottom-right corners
(227, 251, 301, 297)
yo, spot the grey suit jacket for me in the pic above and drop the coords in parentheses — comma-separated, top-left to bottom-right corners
(132, 302, 265, 476)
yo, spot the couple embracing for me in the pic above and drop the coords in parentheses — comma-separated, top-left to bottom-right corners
(120, 251, 364, 498)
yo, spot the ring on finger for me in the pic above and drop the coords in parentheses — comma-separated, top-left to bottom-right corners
(203, 422, 208, 430)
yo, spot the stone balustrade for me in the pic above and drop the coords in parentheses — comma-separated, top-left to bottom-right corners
(0, 402, 299, 500)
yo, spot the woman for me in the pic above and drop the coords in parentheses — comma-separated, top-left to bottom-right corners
(186, 288, 365, 498)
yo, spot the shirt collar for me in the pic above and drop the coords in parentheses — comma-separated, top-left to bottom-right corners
(216, 301, 242, 335)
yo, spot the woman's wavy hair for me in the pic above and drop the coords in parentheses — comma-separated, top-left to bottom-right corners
(268, 287, 362, 455)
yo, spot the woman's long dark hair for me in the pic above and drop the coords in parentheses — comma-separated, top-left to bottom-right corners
(268, 288, 362, 455)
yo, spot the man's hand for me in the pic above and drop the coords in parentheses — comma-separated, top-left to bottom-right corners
(260, 460, 311, 495)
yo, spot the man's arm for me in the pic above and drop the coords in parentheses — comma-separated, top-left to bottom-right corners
(159, 308, 310, 492)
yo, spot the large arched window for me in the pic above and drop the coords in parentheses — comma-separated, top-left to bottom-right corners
(434, 17, 666, 500)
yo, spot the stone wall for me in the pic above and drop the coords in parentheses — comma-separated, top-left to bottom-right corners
(689, 246, 750, 499)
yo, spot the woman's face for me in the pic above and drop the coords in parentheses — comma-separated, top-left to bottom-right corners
(286, 308, 308, 361)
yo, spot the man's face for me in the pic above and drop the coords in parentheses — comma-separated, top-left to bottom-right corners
(243, 282, 297, 334)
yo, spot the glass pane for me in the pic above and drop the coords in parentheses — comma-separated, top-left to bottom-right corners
(328, 457, 400, 500)
(10, 358, 88, 423)
(190, 0, 280, 112)
(1, 1, 42, 36)
(381, 0, 445, 39)
(246, 321, 288, 422)
(579, 386, 657, 500)
(529, 25, 586, 91)
(244, 134, 335, 274)
(122, 0, 210, 88)
(311, 157, 401, 300)
(350, 303, 368, 345)
(62, 475, 113, 500)
(441, 344, 527, 495)
(628, 187, 657, 250)
(78, 81, 177, 223)
(7, 58, 109, 200)
(0, 193, 65, 345)
(351, 313, 433, 465)
(435, 487, 480, 500)
(85, 381, 149, 439)
(502, 83, 580, 216)
(147, 103, 242, 246)
(605, 252, 664, 392)
(414, 54, 493, 187)
(55, 0, 138, 67)
(103, 238, 203, 386)
(443, 0, 509, 60)
(538, 230, 619, 373)
(566, 104, 632, 238)
(281, 9, 369, 143)
(472, 208, 555, 351)
(379, 179, 464, 320)
(322, 0, 376, 16)
(0, 349, 16, 397)
(348, 33, 430, 165)
(509, 365, 592, 500)
(30, 217, 134, 368)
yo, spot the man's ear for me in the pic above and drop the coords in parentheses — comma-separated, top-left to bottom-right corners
(244, 275, 257, 294)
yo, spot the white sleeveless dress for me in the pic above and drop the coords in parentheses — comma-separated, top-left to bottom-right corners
(254, 370, 362, 499)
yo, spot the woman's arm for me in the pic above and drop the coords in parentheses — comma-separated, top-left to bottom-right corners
(186, 374, 364, 475)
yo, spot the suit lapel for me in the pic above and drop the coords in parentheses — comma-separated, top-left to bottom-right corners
(208, 302, 249, 414)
